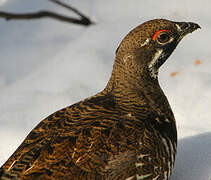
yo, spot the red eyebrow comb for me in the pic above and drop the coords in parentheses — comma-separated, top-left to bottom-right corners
(152, 29, 170, 41)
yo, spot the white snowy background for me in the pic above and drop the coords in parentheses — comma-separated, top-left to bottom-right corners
(0, 0, 211, 179)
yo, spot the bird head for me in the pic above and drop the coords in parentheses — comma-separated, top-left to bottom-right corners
(115, 19, 200, 79)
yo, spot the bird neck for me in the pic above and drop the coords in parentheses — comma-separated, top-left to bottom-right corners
(103, 54, 174, 122)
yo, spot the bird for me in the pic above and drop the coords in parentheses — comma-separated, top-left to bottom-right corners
(0, 19, 200, 180)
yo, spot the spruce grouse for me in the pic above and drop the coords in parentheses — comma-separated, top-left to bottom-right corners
(0, 19, 200, 180)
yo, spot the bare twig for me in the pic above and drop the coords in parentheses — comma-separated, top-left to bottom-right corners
(0, 0, 93, 26)
(49, 0, 88, 19)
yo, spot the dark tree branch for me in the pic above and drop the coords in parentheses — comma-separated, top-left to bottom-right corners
(49, 0, 88, 19)
(0, 0, 93, 26)
(0, 11, 92, 25)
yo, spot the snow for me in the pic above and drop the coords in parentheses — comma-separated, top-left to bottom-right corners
(0, 0, 211, 179)
(0, 0, 6, 5)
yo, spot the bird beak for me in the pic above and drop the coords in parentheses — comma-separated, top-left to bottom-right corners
(176, 21, 201, 38)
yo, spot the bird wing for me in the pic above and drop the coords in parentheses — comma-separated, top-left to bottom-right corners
(1, 94, 140, 179)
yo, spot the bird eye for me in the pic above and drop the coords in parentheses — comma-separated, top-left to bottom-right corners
(156, 32, 170, 44)
(152, 30, 171, 45)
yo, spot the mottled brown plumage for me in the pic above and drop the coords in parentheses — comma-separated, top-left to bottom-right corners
(0, 19, 200, 180)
